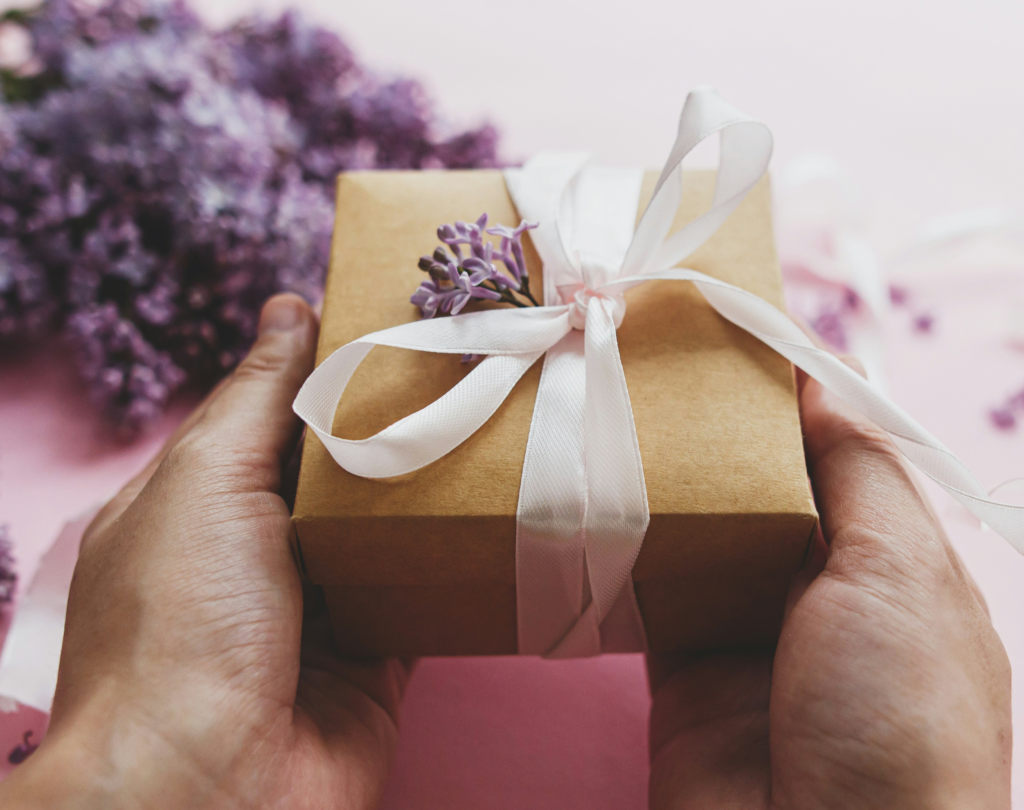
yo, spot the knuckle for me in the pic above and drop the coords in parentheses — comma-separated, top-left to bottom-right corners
(163, 428, 227, 482)
(164, 421, 271, 492)
(834, 418, 900, 461)
(232, 341, 291, 383)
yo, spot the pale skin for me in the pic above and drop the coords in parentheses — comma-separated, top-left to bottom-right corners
(0, 294, 1011, 808)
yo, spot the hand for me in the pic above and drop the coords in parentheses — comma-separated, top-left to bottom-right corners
(0, 295, 412, 809)
(647, 361, 1012, 809)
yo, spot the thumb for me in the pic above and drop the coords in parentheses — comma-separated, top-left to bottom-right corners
(799, 370, 962, 587)
(189, 294, 318, 492)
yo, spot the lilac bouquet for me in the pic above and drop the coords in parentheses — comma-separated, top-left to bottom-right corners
(0, 0, 499, 434)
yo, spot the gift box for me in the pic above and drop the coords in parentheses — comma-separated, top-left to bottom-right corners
(291, 167, 818, 657)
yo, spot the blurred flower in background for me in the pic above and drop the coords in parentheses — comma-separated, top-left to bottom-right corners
(0, 0, 500, 435)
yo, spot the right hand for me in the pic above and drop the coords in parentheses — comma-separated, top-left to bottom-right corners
(648, 361, 1012, 809)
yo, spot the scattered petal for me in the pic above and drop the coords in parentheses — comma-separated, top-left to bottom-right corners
(7, 731, 37, 765)
(888, 284, 909, 306)
(990, 408, 1016, 431)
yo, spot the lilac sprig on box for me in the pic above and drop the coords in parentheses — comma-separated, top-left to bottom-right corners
(411, 213, 539, 318)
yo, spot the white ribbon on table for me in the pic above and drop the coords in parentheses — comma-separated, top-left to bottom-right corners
(294, 86, 1024, 658)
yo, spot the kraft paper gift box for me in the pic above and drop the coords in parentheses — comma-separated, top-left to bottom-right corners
(290, 168, 818, 657)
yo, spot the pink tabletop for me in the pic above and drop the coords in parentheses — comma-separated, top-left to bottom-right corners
(4, 0, 1024, 806)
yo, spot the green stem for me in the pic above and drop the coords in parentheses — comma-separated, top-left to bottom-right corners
(481, 280, 530, 308)
(519, 280, 540, 307)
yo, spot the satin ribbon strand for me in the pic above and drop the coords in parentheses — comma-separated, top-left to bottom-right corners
(621, 91, 772, 280)
(299, 348, 544, 479)
(514, 331, 590, 655)
(604, 266, 1024, 550)
(294, 307, 577, 479)
(581, 296, 650, 627)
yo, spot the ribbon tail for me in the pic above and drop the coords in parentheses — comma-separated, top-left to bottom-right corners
(581, 297, 649, 653)
(606, 267, 1024, 552)
(516, 331, 589, 655)
(518, 301, 650, 658)
(514, 327, 635, 659)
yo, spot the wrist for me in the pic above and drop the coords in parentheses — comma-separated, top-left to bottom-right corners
(0, 690, 221, 809)
(0, 729, 205, 810)
(0, 731, 112, 810)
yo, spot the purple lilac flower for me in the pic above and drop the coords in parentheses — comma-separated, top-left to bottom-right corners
(7, 731, 37, 765)
(990, 408, 1016, 431)
(806, 286, 860, 352)
(886, 283, 937, 335)
(411, 213, 539, 321)
(67, 303, 187, 435)
(989, 384, 1024, 432)
(888, 284, 909, 306)
(486, 220, 535, 285)
(0, 525, 16, 604)
(809, 308, 849, 352)
(913, 313, 935, 333)
(0, 0, 501, 434)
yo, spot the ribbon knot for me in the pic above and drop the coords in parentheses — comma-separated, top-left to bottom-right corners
(564, 286, 626, 331)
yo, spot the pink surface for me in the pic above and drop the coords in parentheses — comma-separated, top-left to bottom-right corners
(4, 1, 1024, 805)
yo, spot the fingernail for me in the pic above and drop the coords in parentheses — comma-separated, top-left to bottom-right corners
(258, 295, 304, 334)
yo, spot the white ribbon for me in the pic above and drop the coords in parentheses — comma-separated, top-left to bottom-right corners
(294, 86, 1024, 658)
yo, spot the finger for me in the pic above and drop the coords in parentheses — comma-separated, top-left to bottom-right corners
(799, 372, 984, 606)
(181, 294, 318, 493)
(783, 523, 829, 622)
(647, 652, 772, 810)
(86, 290, 317, 537)
(281, 430, 305, 513)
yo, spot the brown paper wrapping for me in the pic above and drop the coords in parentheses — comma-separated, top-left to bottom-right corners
(291, 168, 818, 656)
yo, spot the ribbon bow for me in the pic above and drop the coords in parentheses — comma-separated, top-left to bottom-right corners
(294, 87, 1024, 658)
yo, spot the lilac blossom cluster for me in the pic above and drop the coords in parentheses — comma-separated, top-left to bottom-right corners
(804, 283, 936, 353)
(888, 284, 934, 333)
(411, 214, 538, 318)
(808, 287, 861, 352)
(989, 387, 1024, 431)
(0, 0, 499, 434)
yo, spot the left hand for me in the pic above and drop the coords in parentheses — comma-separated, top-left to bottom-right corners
(0, 294, 412, 809)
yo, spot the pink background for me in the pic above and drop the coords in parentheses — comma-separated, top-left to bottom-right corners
(3, 1, 1024, 806)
